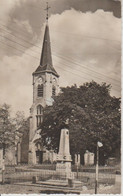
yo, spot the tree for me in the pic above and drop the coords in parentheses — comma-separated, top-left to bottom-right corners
(0, 104, 15, 154)
(13, 111, 28, 142)
(40, 81, 121, 163)
(0, 104, 28, 158)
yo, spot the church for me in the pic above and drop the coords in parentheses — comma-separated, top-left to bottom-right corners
(28, 17, 59, 164)
(17, 5, 79, 166)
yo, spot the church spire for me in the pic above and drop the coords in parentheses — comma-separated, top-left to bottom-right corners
(33, 3, 59, 77)
(40, 2, 52, 66)
(40, 23, 52, 66)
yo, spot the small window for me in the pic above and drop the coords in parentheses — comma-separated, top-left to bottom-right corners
(52, 86, 56, 96)
(38, 84, 43, 97)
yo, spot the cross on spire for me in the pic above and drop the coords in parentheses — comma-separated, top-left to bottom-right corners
(45, 2, 51, 21)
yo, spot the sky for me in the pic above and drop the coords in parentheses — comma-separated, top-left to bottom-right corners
(0, 0, 121, 116)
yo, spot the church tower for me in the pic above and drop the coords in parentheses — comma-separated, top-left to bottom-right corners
(28, 7, 59, 164)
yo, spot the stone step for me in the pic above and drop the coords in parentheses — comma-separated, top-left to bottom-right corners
(15, 181, 82, 194)
(39, 186, 81, 194)
(37, 179, 68, 187)
(37, 179, 83, 187)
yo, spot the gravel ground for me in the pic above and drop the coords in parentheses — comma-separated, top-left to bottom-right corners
(0, 181, 121, 194)
(0, 184, 41, 194)
(81, 183, 121, 194)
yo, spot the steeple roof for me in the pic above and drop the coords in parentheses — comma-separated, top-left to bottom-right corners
(33, 24, 59, 77)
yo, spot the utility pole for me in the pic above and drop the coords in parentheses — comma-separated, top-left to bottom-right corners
(95, 141, 103, 194)
(95, 141, 99, 194)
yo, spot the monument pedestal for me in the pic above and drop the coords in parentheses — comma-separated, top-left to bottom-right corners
(56, 162, 71, 173)
(56, 128, 74, 180)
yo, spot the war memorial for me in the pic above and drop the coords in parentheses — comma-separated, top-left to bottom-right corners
(0, 126, 120, 194)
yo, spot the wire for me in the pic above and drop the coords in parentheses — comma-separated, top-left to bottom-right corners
(0, 21, 47, 46)
(0, 24, 42, 49)
(0, 41, 120, 92)
(0, 25, 120, 59)
(52, 30, 121, 44)
(0, 32, 120, 87)
(0, 24, 120, 87)
(0, 40, 39, 60)
(51, 43, 120, 78)
(0, 21, 121, 51)
(51, 47, 120, 84)
(54, 61, 120, 92)
(53, 57, 120, 91)
(0, 34, 40, 55)
(54, 59, 95, 81)
(0, 22, 33, 38)
(1, 23, 120, 58)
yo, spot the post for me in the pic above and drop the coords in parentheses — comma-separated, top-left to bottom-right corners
(77, 162, 78, 179)
(95, 142, 99, 194)
(76, 153, 79, 179)
(2, 144, 5, 184)
(2, 158, 5, 184)
(2, 169, 4, 184)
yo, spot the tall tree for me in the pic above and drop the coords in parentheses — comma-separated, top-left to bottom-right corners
(0, 104, 15, 153)
(0, 104, 28, 157)
(13, 111, 27, 142)
(40, 81, 121, 162)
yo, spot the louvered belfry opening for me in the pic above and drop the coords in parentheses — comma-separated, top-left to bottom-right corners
(38, 84, 43, 97)
(52, 86, 56, 96)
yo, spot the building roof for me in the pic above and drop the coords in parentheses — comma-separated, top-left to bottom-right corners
(33, 24, 59, 77)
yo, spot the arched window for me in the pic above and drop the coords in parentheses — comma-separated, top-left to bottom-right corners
(52, 86, 56, 96)
(37, 84, 43, 97)
(36, 105, 43, 128)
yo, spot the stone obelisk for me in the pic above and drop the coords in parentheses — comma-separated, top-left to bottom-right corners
(56, 128, 73, 176)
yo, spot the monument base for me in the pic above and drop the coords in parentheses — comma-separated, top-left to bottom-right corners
(56, 162, 74, 179)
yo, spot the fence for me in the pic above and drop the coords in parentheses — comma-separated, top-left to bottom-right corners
(72, 165, 116, 173)
(15, 164, 117, 173)
(3, 164, 116, 188)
